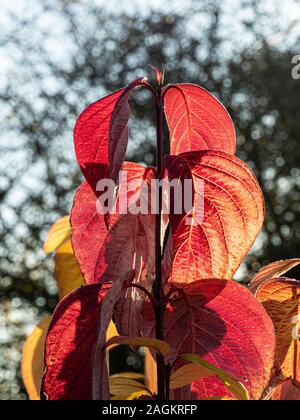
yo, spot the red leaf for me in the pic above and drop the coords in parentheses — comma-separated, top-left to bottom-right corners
(107, 165, 156, 336)
(71, 162, 155, 285)
(165, 150, 264, 284)
(142, 279, 275, 400)
(102, 206, 155, 337)
(70, 181, 107, 284)
(74, 89, 124, 193)
(74, 79, 146, 194)
(71, 162, 156, 336)
(92, 271, 135, 400)
(41, 284, 110, 400)
(108, 79, 146, 185)
(163, 84, 236, 156)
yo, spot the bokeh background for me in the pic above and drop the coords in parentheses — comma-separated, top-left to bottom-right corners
(0, 0, 300, 399)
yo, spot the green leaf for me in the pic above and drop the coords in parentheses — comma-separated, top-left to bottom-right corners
(170, 363, 213, 390)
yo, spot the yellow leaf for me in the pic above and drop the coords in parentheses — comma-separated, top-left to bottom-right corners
(107, 320, 118, 342)
(126, 390, 151, 400)
(109, 377, 148, 396)
(105, 336, 170, 356)
(145, 349, 157, 394)
(56, 239, 73, 254)
(44, 216, 85, 299)
(112, 390, 151, 400)
(181, 354, 249, 401)
(170, 363, 213, 390)
(43, 216, 71, 253)
(21, 316, 51, 400)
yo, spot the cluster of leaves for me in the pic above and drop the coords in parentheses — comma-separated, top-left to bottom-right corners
(22, 75, 300, 400)
(2, 1, 300, 399)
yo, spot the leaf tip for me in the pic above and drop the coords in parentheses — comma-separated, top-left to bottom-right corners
(149, 64, 165, 86)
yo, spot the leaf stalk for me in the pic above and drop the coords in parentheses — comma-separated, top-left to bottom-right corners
(151, 80, 167, 400)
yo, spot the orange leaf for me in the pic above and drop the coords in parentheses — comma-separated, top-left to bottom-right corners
(255, 277, 300, 382)
(163, 83, 236, 156)
(272, 380, 300, 400)
(22, 316, 51, 400)
(250, 259, 300, 293)
(43, 216, 70, 253)
(108, 79, 147, 185)
(165, 151, 264, 284)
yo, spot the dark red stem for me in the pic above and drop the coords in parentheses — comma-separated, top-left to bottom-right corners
(151, 82, 166, 400)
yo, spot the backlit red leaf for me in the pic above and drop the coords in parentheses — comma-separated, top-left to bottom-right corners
(71, 162, 155, 285)
(108, 79, 146, 185)
(165, 151, 264, 284)
(70, 181, 107, 284)
(71, 162, 156, 336)
(142, 279, 275, 400)
(41, 284, 110, 400)
(92, 271, 135, 400)
(109, 166, 156, 336)
(74, 89, 124, 193)
(74, 79, 146, 194)
(255, 277, 300, 383)
(100, 205, 155, 338)
(163, 84, 236, 156)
